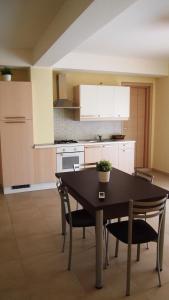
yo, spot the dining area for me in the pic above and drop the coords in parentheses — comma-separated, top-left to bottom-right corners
(56, 164, 169, 298)
(0, 167, 169, 299)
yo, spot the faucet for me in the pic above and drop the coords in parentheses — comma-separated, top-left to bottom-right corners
(97, 135, 102, 142)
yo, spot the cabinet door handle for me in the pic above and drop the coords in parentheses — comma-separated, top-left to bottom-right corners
(4, 121, 26, 123)
(4, 116, 26, 119)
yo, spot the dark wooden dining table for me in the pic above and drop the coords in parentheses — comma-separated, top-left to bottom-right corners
(56, 167, 168, 289)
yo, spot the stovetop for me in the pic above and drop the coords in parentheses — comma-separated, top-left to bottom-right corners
(54, 139, 78, 144)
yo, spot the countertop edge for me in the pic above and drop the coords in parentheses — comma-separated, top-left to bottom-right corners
(34, 140, 136, 149)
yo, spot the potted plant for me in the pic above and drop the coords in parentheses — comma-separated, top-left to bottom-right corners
(1, 67, 12, 81)
(96, 160, 112, 183)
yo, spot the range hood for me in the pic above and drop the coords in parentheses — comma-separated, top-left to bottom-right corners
(54, 98, 74, 108)
(54, 74, 74, 108)
(54, 74, 80, 109)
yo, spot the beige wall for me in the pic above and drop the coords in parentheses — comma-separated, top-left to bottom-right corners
(30, 67, 54, 144)
(153, 76, 169, 173)
(53, 71, 156, 166)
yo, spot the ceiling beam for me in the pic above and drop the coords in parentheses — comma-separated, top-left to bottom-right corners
(33, 0, 138, 67)
(54, 52, 169, 76)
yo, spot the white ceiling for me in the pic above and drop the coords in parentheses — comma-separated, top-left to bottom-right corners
(0, 0, 64, 48)
(1, 0, 169, 75)
(75, 0, 169, 61)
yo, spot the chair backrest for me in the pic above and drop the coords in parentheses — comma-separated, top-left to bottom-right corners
(57, 179, 72, 224)
(134, 170, 154, 183)
(128, 195, 168, 244)
(73, 162, 96, 171)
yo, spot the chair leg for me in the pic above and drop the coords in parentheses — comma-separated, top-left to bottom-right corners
(115, 217, 121, 257)
(83, 227, 86, 239)
(103, 225, 106, 240)
(105, 230, 109, 268)
(136, 244, 140, 262)
(68, 225, 72, 271)
(115, 239, 119, 257)
(62, 225, 66, 253)
(145, 214, 149, 250)
(126, 243, 132, 296)
(157, 241, 162, 287)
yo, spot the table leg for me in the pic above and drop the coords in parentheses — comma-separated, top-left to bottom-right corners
(95, 209, 103, 289)
(159, 208, 166, 271)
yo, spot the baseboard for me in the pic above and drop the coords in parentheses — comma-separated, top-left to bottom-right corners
(152, 168, 169, 176)
(3, 182, 56, 194)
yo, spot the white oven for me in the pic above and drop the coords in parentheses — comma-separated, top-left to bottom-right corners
(56, 145, 84, 173)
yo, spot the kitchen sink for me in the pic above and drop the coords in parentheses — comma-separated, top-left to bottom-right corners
(87, 139, 113, 143)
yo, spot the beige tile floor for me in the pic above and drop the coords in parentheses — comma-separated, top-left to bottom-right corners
(0, 171, 169, 300)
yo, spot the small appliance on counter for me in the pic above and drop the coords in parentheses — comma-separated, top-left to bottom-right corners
(111, 134, 125, 140)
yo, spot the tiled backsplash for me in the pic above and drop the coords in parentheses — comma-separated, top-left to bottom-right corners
(54, 109, 122, 140)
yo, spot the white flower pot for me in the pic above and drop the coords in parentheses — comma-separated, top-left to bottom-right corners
(98, 171, 110, 183)
(2, 74, 12, 81)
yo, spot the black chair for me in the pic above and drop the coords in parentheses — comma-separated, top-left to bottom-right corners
(73, 163, 97, 211)
(134, 169, 154, 183)
(73, 162, 97, 171)
(114, 170, 154, 258)
(57, 179, 106, 270)
(105, 195, 167, 296)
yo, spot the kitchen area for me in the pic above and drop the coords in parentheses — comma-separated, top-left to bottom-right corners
(37, 73, 135, 176)
(0, 69, 152, 194)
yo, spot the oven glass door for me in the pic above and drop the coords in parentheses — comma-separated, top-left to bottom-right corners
(57, 152, 84, 172)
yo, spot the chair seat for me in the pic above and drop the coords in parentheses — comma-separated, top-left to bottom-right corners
(66, 209, 107, 227)
(106, 219, 158, 244)
(66, 209, 95, 227)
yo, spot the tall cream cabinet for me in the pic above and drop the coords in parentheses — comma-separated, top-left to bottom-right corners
(0, 82, 34, 189)
(0, 119, 33, 186)
(0, 82, 32, 119)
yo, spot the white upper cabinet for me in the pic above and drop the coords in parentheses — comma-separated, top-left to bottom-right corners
(97, 86, 115, 117)
(74, 84, 130, 121)
(79, 85, 99, 118)
(114, 86, 130, 119)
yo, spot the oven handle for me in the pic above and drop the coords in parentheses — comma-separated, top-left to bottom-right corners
(57, 151, 84, 155)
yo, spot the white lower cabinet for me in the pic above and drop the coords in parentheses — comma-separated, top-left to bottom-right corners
(101, 144, 119, 168)
(85, 142, 135, 174)
(118, 142, 135, 174)
(85, 145, 102, 163)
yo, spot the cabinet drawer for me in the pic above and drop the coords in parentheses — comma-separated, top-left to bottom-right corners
(56, 145, 84, 153)
(119, 142, 134, 150)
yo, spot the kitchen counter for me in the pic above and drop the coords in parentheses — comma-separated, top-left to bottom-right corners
(34, 140, 136, 149)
